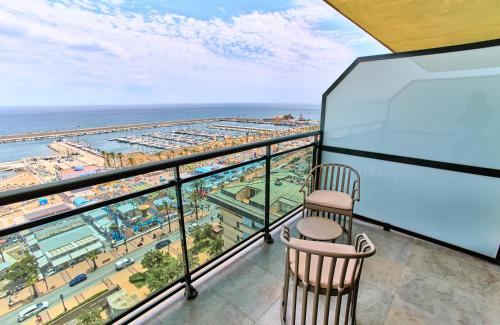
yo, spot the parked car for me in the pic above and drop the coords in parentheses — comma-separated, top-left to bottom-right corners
(17, 301, 49, 322)
(187, 222, 199, 232)
(155, 239, 171, 250)
(115, 257, 135, 271)
(69, 273, 87, 287)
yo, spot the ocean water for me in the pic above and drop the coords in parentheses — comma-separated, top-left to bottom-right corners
(0, 103, 319, 162)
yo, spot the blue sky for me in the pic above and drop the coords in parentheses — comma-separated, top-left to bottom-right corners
(0, 0, 388, 106)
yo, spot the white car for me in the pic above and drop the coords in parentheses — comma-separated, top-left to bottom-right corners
(18, 301, 49, 322)
(115, 257, 135, 271)
(187, 222, 199, 231)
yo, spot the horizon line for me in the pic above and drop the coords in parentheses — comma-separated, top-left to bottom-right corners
(0, 102, 320, 110)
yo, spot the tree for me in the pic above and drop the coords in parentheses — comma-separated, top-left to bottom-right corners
(208, 236, 224, 257)
(77, 307, 103, 325)
(159, 202, 172, 233)
(187, 248, 199, 270)
(6, 254, 38, 298)
(141, 250, 167, 270)
(128, 157, 135, 166)
(101, 151, 110, 168)
(141, 250, 183, 293)
(117, 152, 124, 168)
(86, 250, 99, 271)
(190, 225, 203, 243)
(201, 224, 212, 240)
(111, 152, 118, 168)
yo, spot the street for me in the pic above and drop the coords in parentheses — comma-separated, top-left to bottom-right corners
(2, 213, 215, 324)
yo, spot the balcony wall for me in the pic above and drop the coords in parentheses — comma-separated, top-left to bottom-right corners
(321, 43, 500, 258)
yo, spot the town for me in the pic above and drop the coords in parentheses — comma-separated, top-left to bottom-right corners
(0, 116, 317, 324)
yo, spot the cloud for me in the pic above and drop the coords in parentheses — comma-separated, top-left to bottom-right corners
(0, 0, 384, 106)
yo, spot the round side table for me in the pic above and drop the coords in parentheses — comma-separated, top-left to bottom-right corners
(296, 217, 343, 242)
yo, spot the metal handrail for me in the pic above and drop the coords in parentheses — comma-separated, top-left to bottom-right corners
(0, 130, 319, 206)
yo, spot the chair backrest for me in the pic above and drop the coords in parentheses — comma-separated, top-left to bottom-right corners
(309, 164, 360, 201)
(281, 225, 375, 289)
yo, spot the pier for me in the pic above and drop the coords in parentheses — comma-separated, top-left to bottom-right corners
(208, 124, 275, 132)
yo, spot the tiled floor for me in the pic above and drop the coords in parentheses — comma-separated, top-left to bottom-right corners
(137, 217, 500, 325)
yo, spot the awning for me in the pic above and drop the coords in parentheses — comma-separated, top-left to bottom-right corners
(324, 0, 500, 52)
(51, 255, 71, 267)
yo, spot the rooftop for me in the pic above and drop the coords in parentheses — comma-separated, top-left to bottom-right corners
(38, 225, 101, 255)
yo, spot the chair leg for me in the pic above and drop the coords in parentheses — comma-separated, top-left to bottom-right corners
(281, 272, 290, 324)
(344, 290, 353, 325)
(351, 282, 360, 324)
(348, 214, 353, 245)
(291, 275, 299, 325)
(334, 292, 343, 325)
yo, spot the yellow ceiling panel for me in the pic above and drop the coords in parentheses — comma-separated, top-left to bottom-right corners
(324, 0, 500, 52)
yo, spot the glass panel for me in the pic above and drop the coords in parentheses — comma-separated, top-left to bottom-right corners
(270, 136, 315, 155)
(0, 169, 173, 231)
(179, 149, 265, 179)
(182, 161, 265, 270)
(322, 45, 500, 169)
(322, 151, 500, 258)
(270, 147, 313, 222)
(0, 187, 184, 324)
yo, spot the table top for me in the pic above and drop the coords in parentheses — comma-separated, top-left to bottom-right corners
(296, 216, 343, 241)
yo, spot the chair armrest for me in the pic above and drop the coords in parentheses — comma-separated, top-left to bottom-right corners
(351, 180, 360, 202)
(299, 170, 314, 194)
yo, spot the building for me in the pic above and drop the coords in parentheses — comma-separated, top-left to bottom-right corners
(24, 217, 105, 273)
(57, 165, 100, 180)
(114, 203, 137, 219)
(24, 203, 71, 222)
(73, 197, 90, 207)
(208, 168, 303, 248)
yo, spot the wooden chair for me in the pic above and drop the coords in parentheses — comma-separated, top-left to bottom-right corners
(299, 164, 360, 244)
(280, 226, 375, 325)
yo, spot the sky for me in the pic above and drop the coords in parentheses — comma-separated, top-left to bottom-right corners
(0, 0, 388, 107)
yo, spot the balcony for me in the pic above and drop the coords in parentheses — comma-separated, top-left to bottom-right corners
(138, 218, 499, 324)
(0, 31, 499, 325)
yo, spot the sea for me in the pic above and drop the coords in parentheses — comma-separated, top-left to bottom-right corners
(0, 103, 320, 163)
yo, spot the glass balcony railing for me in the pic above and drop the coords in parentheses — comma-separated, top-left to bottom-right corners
(0, 130, 319, 325)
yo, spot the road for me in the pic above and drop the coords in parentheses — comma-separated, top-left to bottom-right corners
(2, 213, 215, 324)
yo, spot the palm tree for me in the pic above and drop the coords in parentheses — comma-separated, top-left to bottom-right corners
(163, 202, 172, 232)
(86, 251, 99, 271)
(128, 157, 135, 166)
(6, 254, 38, 298)
(190, 191, 201, 220)
(101, 151, 110, 168)
(117, 152, 124, 168)
(109, 152, 116, 168)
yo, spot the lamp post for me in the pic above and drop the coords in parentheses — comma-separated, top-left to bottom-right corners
(122, 225, 128, 253)
(59, 294, 67, 312)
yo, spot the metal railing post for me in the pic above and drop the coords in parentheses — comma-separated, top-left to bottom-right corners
(314, 132, 322, 191)
(174, 166, 198, 299)
(263, 145, 273, 244)
(312, 134, 319, 169)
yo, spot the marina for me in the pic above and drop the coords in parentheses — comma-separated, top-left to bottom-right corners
(0, 118, 219, 144)
(0, 117, 309, 144)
